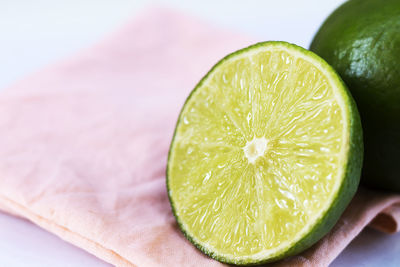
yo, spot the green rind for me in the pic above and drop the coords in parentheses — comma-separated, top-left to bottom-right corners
(166, 41, 363, 265)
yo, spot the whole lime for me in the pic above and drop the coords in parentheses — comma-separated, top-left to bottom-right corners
(310, 0, 400, 192)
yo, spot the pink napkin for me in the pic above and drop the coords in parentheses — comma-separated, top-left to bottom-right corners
(0, 8, 399, 267)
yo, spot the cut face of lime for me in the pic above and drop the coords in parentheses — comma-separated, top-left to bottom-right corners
(167, 42, 362, 265)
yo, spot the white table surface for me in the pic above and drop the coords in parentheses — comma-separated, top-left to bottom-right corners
(0, 0, 399, 266)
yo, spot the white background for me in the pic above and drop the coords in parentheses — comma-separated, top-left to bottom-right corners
(0, 0, 399, 266)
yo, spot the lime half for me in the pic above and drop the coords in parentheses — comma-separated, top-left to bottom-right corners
(167, 42, 363, 265)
